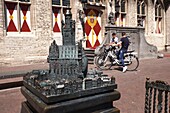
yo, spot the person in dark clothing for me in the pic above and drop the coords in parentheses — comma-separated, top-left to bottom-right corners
(116, 32, 130, 72)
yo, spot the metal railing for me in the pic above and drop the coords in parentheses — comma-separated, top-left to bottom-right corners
(145, 78, 170, 113)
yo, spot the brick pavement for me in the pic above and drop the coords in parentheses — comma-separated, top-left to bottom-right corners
(104, 58, 170, 113)
(0, 58, 170, 113)
(0, 87, 25, 113)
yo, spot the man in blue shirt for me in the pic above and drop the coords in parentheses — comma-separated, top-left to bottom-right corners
(116, 32, 129, 72)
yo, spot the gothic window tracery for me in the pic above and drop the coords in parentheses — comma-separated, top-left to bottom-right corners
(137, 0, 146, 27)
(115, 0, 126, 27)
(155, 0, 163, 34)
(121, 0, 125, 12)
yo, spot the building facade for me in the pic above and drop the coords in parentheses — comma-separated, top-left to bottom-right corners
(0, 0, 169, 66)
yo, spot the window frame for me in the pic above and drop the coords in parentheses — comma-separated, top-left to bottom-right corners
(155, 1, 163, 34)
(52, 0, 70, 34)
(137, 0, 146, 27)
(4, 0, 32, 36)
(87, 0, 105, 6)
(115, 0, 127, 27)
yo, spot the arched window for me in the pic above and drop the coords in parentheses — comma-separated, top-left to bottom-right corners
(155, 1, 163, 34)
(137, 0, 146, 27)
(142, 2, 145, 14)
(115, 0, 126, 27)
(121, 0, 125, 12)
(137, 2, 140, 14)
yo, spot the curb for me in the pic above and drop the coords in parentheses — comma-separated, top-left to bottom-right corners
(0, 80, 23, 90)
(0, 73, 26, 79)
(0, 73, 25, 90)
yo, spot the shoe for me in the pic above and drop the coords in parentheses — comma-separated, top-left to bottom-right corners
(122, 66, 127, 73)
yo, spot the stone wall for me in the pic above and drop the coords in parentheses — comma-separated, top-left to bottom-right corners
(145, 0, 165, 51)
(0, 0, 6, 66)
(127, 0, 137, 27)
(72, 0, 84, 42)
(145, 0, 155, 46)
(147, 0, 155, 35)
(0, 0, 52, 66)
(104, 26, 158, 59)
(166, 6, 170, 45)
(0, 0, 4, 39)
(0, 0, 169, 66)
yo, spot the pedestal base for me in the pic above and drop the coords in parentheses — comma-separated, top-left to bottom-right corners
(21, 101, 120, 113)
(21, 87, 120, 113)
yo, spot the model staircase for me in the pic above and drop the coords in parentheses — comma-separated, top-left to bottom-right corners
(84, 49, 95, 64)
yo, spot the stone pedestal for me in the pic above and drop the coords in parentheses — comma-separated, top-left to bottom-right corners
(21, 86, 120, 113)
(21, 8, 120, 113)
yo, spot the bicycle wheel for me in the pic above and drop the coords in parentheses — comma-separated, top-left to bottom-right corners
(95, 53, 112, 70)
(124, 54, 139, 71)
(94, 55, 99, 66)
(94, 52, 106, 66)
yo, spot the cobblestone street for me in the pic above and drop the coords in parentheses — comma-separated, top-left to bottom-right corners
(0, 58, 170, 113)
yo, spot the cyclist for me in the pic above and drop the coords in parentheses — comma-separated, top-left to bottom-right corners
(116, 32, 130, 72)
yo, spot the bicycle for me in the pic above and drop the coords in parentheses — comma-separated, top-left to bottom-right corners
(94, 45, 139, 71)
